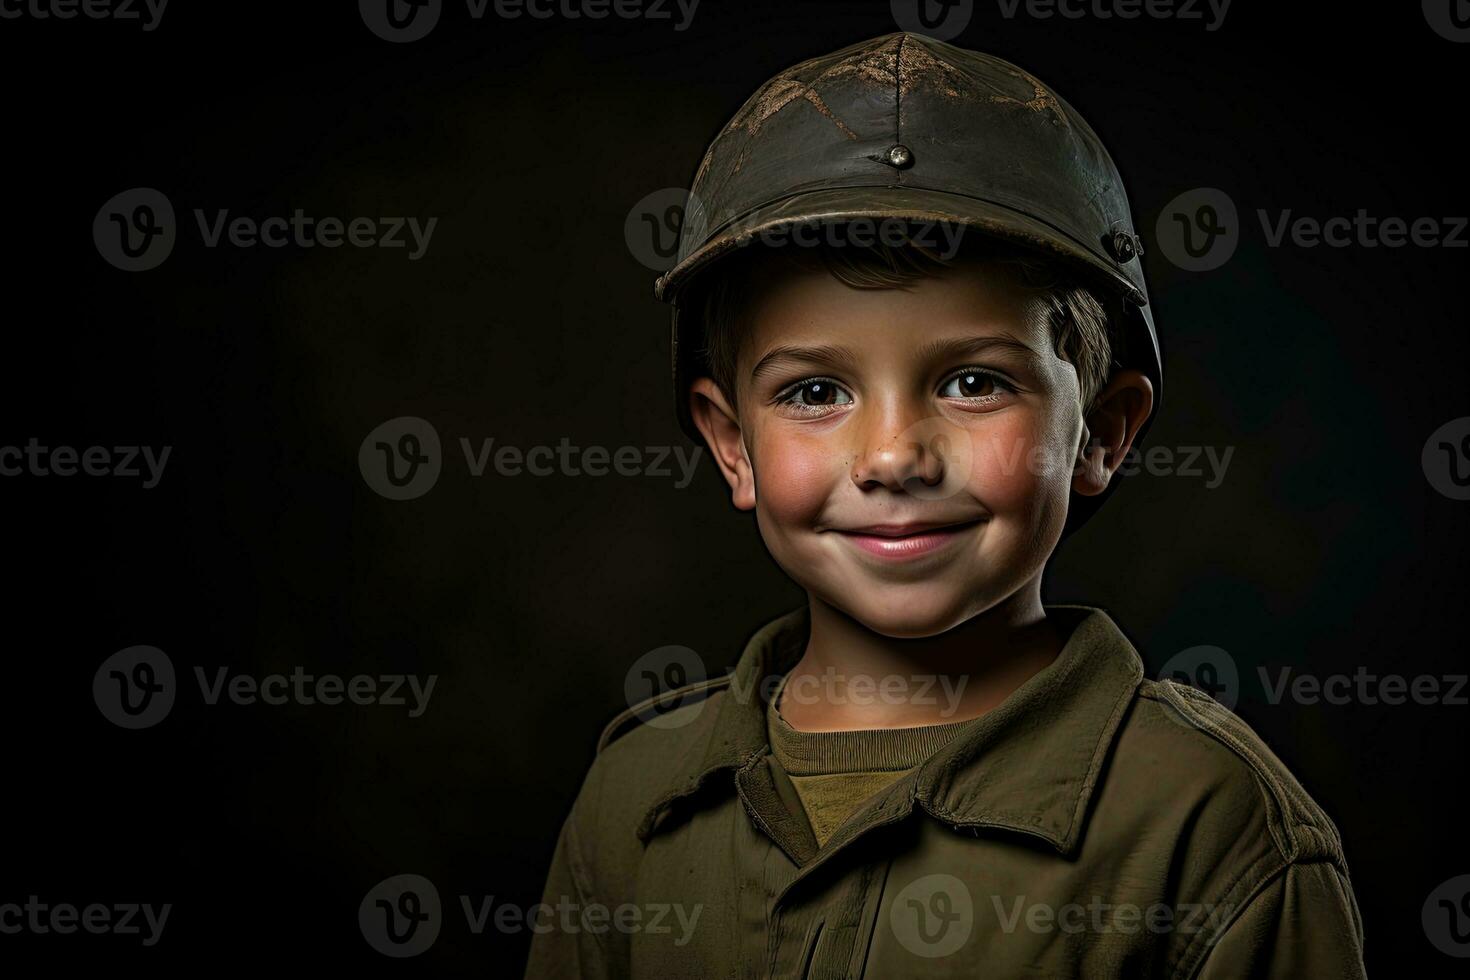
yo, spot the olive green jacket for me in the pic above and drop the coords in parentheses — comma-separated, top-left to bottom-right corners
(524, 605, 1366, 979)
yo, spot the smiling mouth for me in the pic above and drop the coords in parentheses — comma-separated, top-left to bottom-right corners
(828, 519, 984, 560)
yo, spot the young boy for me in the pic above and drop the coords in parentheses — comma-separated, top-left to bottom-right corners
(525, 32, 1366, 978)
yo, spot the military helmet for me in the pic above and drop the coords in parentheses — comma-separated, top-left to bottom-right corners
(653, 31, 1161, 532)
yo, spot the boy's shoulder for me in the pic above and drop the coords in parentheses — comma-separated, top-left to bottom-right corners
(1096, 674, 1363, 972)
(591, 604, 808, 783)
(587, 676, 742, 823)
(1114, 673, 1349, 869)
(596, 675, 735, 758)
(556, 676, 741, 875)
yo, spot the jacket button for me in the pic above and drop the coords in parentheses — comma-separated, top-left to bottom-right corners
(885, 144, 915, 169)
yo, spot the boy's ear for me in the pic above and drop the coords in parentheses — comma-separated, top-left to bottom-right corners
(1072, 368, 1154, 497)
(688, 377, 756, 510)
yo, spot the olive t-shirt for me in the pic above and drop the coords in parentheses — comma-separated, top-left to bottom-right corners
(765, 672, 975, 847)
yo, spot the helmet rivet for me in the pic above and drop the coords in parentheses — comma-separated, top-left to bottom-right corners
(884, 144, 914, 169)
(1109, 230, 1137, 263)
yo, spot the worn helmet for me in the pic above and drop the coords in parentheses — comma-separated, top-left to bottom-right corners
(653, 31, 1162, 533)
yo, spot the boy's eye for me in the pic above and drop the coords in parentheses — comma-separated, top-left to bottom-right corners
(781, 380, 852, 408)
(939, 369, 1009, 400)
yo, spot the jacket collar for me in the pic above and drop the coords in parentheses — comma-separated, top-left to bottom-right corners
(637, 602, 1144, 856)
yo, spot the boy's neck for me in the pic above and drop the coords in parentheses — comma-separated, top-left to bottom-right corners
(778, 580, 1064, 733)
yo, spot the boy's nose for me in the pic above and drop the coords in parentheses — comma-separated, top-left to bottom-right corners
(849, 413, 951, 493)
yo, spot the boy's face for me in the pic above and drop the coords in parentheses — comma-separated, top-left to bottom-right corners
(690, 255, 1152, 639)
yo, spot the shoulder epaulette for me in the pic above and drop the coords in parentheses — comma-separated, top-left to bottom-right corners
(596, 674, 733, 755)
(1148, 678, 1347, 864)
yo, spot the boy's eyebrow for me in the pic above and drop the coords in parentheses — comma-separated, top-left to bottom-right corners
(750, 335, 1045, 382)
(749, 344, 859, 382)
(915, 334, 1045, 365)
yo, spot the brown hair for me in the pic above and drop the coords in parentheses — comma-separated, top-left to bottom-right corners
(688, 222, 1122, 413)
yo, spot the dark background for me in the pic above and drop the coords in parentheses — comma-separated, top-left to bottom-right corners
(2, 1, 1466, 974)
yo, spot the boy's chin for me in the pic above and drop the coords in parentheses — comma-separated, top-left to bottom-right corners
(823, 588, 990, 640)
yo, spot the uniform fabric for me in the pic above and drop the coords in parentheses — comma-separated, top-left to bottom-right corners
(525, 605, 1367, 979)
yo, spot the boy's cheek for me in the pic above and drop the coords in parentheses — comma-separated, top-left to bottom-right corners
(750, 431, 845, 522)
(966, 421, 1041, 492)
(965, 417, 1075, 512)
(745, 411, 1075, 524)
